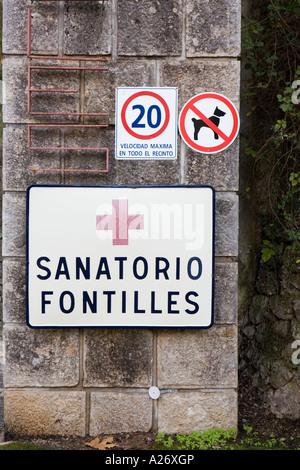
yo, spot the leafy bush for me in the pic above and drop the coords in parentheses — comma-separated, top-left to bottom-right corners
(242, 0, 300, 264)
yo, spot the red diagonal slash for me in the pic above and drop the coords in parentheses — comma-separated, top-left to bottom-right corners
(179, 93, 239, 154)
(190, 104, 230, 144)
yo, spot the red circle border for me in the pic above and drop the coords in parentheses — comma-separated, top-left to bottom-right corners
(179, 93, 239, 154)
(121, 91, 170, 140)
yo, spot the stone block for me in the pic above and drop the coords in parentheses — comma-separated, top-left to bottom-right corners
(3, 0, 28, 54)
(63, 1, 111, 55)
(215, 192, 239, 257)
(60, 127, 115, 185)
(157, 390, 237, 433)
(4, 325, 80, 387)
(160, 60, 240, 112)
(3, 57, 28, 124)
(3, 259, 26, 324)
(28, 60, 80, 119)
(59, 127, 115, 186)
(117, 0, 183, 56)
(84, 329, 153, 387)
(3, 57, 81, 124)
(4, 390, 86, 437)
(29, 2, 59, 55)
(2, 192, 26, 257)
(186, 0, 241, 57)
(214, 262, 238, 324)
(3, 126, 61, 191)
(84, 59, 156, 125)
(4, 1, 60, 55)
(90, 391, 152, 434)
(185, 138, 239, 191)
(157, 326, 237, 388)
(114, 158, 181, 186)
(3, 125, 119, 190)
(266, 380, 300, 420)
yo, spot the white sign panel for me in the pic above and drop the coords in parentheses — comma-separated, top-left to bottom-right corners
(115, 87, 177, 160)
(179, 92, 240, 154)
(27, 185, 215, 328)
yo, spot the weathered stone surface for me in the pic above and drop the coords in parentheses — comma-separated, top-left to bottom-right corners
(60, 127, 115, 186)
(3, 57, 28, 124)
(157, 326, 238, 388)
(3, 0, 28, 54)
(114, 158, 180, 186)
(4, 390, 86, 437)
(214, 262, 238, 324)
(90, 391, 152, 434)
(3, 126, 61, 191)
(3, 57, 81, 124)
(84, 59, 156, 125)
(29, 2, 59, 55)
(157, 390, 237, 433)
(185, 139, 239, 191)
(28, 60, 80, 120)
(3, 259, 26, 324)
(186, 0, 241, 57)
(2, 193, 26, 257)
(266, 380, 300, 420)
(4, 326, 80, 387)
(215, 192, 239, 257)
(63, 1, 111, 55)
(84, 329, 153, 387)
(160, 60, 240, 111)
(248, 295, 269, 325)
(117, 0, 183, 56)
(3, 125, 117, 189)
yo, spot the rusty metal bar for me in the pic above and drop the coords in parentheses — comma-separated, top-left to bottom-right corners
(29, 89, 78, 93)
(30, 65, 108, 71)
(30, 1, 108, 2)
(28, 124, 109, 150)
(27, 9, 108, 61)
(28, 65, 108, 116)
(28, 168, 109, 173)
(27, 3, 110, 174)
(28, 124, 110, 173)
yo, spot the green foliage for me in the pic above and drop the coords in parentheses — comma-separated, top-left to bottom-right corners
(239, 425, 287, 450)
(154, 428, 237, 450)
(154, 425, 296, 450)
(0, 442, 49, 450)
(261, 240, 275, 262)
(242, 0, 300, 264)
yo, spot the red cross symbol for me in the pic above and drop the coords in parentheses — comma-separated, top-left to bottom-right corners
(96, 199, 144, 245)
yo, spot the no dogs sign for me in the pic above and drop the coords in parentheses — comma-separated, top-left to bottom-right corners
(179, 92, 239, 154)
(115, 87, 177, 160)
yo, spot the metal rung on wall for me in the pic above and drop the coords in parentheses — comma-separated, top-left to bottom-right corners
(27, 4, 111, 173)
(29, 1, 108, 2)
(28, 125, 110, 173)
(28, 65, 109, 117)
(27, 9, 108, 62)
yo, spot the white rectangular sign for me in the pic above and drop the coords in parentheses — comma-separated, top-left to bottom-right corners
(26, 185, 215, 328)
(115, 87, 177, 160)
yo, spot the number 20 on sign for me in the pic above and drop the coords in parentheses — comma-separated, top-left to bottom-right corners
(115, 87, 178, 160)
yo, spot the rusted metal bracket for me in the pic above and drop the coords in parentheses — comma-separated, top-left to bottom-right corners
(27, 4, 111, 174)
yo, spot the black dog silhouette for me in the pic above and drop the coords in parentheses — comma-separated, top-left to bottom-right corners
(192, 106, 226, 140)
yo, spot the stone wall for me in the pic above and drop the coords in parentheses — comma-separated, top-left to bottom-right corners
(2, 0, 240, 437)
(238, 0, 300, 421)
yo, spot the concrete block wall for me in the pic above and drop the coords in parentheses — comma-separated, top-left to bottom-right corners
(2, 0, 240, 437)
